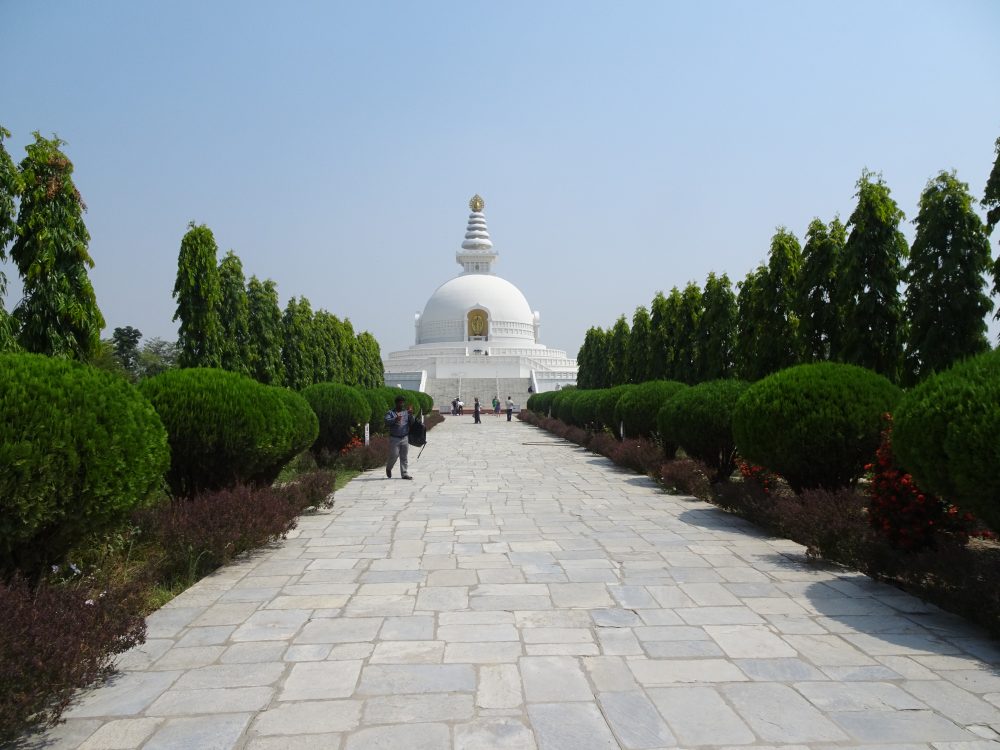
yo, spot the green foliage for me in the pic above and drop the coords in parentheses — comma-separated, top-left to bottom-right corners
(671, 282, 703, 383)
(837, 170, 908, 381)
(570, 389, 602, 428)
(0, 353, 169, 573)
(577, 327, 609, 389)
(218, 250, 251, 376)
(246, 276, 284, 384)
(111, 326, 142, 379)
(735, 264, 768, 380)
(262, 388, 319, 483)
(606, 315, 631, 386)
(648, 291, 671, 380)
(904, 171, 993, 381)
(696, 272, 737, 380)
(361, 387, 396, 433)
(137, 337, 179, 380)
(733, 362, 901, 492)
(614, 379, 688, 440)
(11, 133, 104, 360)
(354, 331, 385, 389)
(550, 389, 576, 423)
(893, 349, 1000, 530)
(139, 368, 299, 497)
(0, 126, 21, 354)
(529, 390, 559, 417)
(741, 228, 802, 380)
(282, 296, 317, 389)
(173, 223, 223, 368)
(797, 217, 844, 362)
(657, 379, 749, 481)
(302, 383, 370, 458)
(626, 306, 653, 384)
(984, 135, 1000, 233)
(597, 385, 632, 432)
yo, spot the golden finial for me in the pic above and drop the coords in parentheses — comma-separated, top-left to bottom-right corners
(469, 194, 485, 212)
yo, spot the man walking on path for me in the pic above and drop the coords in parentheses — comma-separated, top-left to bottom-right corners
(385, 395, 414, 479)
(473, 397, 482, 424)
(505, 395, 514, 421)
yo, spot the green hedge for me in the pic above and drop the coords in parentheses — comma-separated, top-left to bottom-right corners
(657, 379, 749, 481)
(597, 385, 633, 433)
(893, 349, 1000, 530)
(733, 362, 900, 492)
(302, 383, 371, 459)
(551, 389, 581, 424)
(570, 389, 602, 429)
(0, 354, 169, 573)
(614, 380, 688, 441)
(140, 368, 299, 497)
(529, 390, 558, 416)
(257, 388, 319, 483)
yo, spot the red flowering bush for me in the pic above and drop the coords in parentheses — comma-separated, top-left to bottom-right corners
(564, 426, 591, 447)
(340, 434, 364, 455)
(737, 459, 776, 497)
(867, 415, 982, 551)
(337, 435, 390, 471)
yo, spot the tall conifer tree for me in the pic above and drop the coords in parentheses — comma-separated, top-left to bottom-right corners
(246, 276, 284, 384)
(282, 296, 315, 390)
(626, 305, 652, 384)
(173, 223, 223, 368)
(735, 264, 768, 380)
(218, 250, 251, 375)
(838, 170, 908, 381)
(755, 228, 801, 375)
(674, 282, 703, 384)
(648, 291, 671, 380)
(797, 217, 844, 361)
(983, 136, 1000, 334)
(696, 272, 737, 380)
(606, 315, 631, 386)
(0, 126, 20, 352)
(355, 331, 384, 389)
(12, 133, 104, 359)
(904, 171, 992, 380)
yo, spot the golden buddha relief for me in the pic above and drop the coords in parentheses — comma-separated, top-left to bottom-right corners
(468, 309, 487, 337)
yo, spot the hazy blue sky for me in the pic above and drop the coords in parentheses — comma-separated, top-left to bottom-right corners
(3, 1, 999, 358)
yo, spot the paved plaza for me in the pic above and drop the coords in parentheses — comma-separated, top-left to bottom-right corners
(38, 416, 1000, 749)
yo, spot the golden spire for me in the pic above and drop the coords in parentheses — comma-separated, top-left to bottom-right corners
(469, 194, 485, 212)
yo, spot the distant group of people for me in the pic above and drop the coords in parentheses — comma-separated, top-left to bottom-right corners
(467, 395, 514, 423)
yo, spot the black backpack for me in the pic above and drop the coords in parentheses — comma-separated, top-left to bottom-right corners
(408, 417, 427, 447)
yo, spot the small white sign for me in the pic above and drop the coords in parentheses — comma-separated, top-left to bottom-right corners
(364, 423, 370, 446)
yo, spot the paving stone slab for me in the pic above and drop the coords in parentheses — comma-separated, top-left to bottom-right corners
(35, 418, 1000, 749)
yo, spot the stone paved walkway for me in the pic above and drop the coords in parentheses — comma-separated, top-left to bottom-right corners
(39, 416, 1000, 749)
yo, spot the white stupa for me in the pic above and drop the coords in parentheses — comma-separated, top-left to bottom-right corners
(383, 195, 577, 407)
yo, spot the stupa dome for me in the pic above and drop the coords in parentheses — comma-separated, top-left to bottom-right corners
(417, 274, 536, 345)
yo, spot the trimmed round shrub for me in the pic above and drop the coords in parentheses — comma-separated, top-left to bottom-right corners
(733, 362, 901, 492)
(614, 380, 688, 439)
(526, 392, 541, 412)
(571, 390, 602, 429)
(254, 388, 319, 483)
(552, 389, 583, 425)
(531, 391, 558, 416)
(893, 349, 1000, 530)
(302, 383, 371, 459)
(0, 353, 169, 572)
(361, 387, 394, 433)
(597, 385, 633, 433)
(140, 368, 293, 497)
(657, 379, 749, 481)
